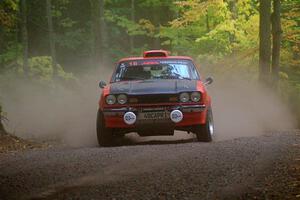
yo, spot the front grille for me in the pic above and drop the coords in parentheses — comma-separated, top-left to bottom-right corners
(129, 94, 177, 104)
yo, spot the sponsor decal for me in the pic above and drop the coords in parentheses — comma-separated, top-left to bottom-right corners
(141, 61, 160, 65)
(124, 59, 190, 67)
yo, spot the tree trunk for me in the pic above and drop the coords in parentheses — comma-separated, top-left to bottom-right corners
(271, 0, 281, 87)
(0, 105, 6, 134)
(99, 0, 106, 64)
(89, 0, 99, 65)
(46, 0, 58, 78)
(89, 0, 106, 65)
(228, 0, 237, 43)
(228, 0, 237, 19)
(206, 12, 210, 32)
(21, 0, 29, 77)
(259, 0, 271, 85)
(153, 7, 161, 49)
(130, 0, 135, 53)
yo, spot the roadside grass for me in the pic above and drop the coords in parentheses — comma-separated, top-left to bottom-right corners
(0, 131, 48, 153)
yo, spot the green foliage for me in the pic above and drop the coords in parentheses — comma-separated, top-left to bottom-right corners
(0, 0, 19, 28)
(105, 10, 154, 37)
(56, 28, 89, 51)
(160, 0, 260, 57)
(0, 0, 297, 73)
(0, 44, 22, 65)
(279, 77, 300, 126)
(0, 56, 76, 92)
(28, 56, 76, 84)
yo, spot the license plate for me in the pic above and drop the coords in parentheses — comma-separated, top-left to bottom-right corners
(139, 111, 169, 120)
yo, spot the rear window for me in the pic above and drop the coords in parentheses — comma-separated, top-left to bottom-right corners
(112, 59, 200, 82)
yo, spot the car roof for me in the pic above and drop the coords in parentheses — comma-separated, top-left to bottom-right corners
(117, 50, 194, 63)
(118, 56, 194, 63)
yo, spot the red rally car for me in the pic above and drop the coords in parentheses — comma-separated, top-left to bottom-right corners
(97, 50, 214, 146)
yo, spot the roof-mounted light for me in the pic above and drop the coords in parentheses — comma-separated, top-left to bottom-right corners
(143, 50, 170, 58)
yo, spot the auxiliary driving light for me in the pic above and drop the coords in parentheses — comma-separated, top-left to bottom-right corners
(123, 112, 137, 125)
(170, 110, 183, 123)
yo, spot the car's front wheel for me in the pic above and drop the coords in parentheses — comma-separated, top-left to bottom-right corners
(195, 108, 214, 142)
(97, 109, 114, 147)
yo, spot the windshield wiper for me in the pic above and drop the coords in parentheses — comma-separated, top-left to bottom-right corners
(172, 72, 191, 80)
(179, 77, 191, 80)
(122, 76, 147, 81)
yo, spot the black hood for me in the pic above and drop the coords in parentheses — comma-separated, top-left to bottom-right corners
(109, 79, 197, 95)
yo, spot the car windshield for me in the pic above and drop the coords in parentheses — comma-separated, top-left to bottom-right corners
(112, 59, 199, 82)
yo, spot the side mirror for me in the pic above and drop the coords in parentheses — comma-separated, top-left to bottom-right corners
(99, 80, 107, 89)
(204, 77, 213, 85)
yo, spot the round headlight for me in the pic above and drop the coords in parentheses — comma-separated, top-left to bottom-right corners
(191, 92, 201, 102)
(117, 94, 127, 104)
(106, 95, 116, 105)
(180, 92, 189, 103)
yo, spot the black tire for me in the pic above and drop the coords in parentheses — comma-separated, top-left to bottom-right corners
(96, 109, 113, 147)
(196, 108, 214, 142)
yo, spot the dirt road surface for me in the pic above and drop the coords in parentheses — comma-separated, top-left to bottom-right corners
(0, 131, 299, 200)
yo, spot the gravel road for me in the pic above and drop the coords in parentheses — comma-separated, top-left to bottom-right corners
(0, 131, 299, 200)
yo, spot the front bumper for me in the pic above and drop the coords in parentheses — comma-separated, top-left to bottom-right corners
(102, 104, 207, 128)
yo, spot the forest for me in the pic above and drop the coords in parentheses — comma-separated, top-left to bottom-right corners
(0, 0, 300, 133)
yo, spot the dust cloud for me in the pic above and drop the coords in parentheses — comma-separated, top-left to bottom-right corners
(210, 76, 297, 140)
(1, 67, 112, 147)
(1, 64, 297, 146)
